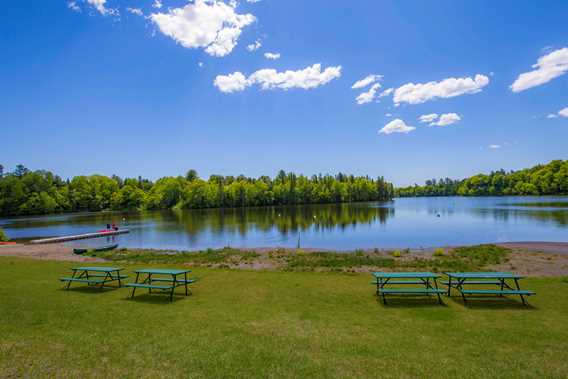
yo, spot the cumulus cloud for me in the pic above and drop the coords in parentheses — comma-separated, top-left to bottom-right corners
(127, 7, 143, 16)
(351, 74, 382, 89)
(150, 0, 255, 57)
(429, 113, 461, 127)
(393, 74, 490, 105)
(153, 0, 163, 9)
(489, 144, 501, 149)
(559, 107, 568, 118)
(355, 83, 381, 105)
(419, 113, 438, 123)
(379, 88, 393, 98)
(510, 47, 568, 92)
(247, 39, 262, 52)
(214, 72, 249, 93)
(68, 1, 81, 12)
(379, 119, 416, 135)
(547, 113, 559, 119)
(214, 64, 342, 93)
(264, 52, 281, 60)
(86, 0, 118, 16)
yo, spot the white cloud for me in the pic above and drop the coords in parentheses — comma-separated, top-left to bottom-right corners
(153, 0, 163, 9)
(559, 107, 568, 118)
(198, 61, 204, 67)
(547, 113, 559, 119)
(247, 39, 262, 52)
(246, 0, 262, 3)
(379, 119, 416, 135)
(379, 88, 393, 98)
(419, 113, 438, 123)
(429, 113, 461, 127)
(489, 144, 501, 149)
(351, 74, 382, 89)
(127, 7, 143, 16)
(214, 72, 249, 93)
(264, 52, 281, 60)
(150, 0, 255, 57)
(68, 1, 81, 12)
(393, 74, 490, 105)
(214, 64, 342, 93)
(355, 83, 381, 105)
(87, 0, 118, 16)
(385, 113, 392, 117)
(510, 47, 568, 92)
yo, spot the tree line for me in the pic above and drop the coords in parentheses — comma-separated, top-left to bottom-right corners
(397, 160, 568, 197)
(0, 164, 394, 217)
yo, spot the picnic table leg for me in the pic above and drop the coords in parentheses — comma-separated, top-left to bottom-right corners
(130, 273, 140, 299)
(148, 274, 152, 294)
(66, 269, 78, 290)
(100, 272, 109, 290)
(433, 279, 443, 304)
(116, 270, 122, 288)
(514, 278, 527, 305)
(184, 272, 189, 296)
(447, 276, 452, 296)
(458, 279, 467, 304)
(170, 275, 177, 302)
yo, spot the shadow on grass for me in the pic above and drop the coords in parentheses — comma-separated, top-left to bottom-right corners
(123, 291, 191, 304)
(448, 296, 537, 310)
(58, 285, 123, 294)
(375, 296, 446, 308)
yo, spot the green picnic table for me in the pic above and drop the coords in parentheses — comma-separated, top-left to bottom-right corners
(126, 268, 196, 301)
(443, 272, 535, 305)
(371, 272, 445, 305)
(60, 266, 126, 290)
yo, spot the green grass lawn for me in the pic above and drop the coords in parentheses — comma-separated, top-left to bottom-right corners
(1, 257, 567, 378)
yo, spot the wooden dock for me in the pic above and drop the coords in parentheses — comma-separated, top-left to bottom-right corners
(29, 229, 130, 244)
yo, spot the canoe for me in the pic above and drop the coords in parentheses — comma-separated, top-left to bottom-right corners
(73, 244, 119, 255)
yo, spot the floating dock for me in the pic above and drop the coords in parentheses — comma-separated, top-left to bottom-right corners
(29, 229, 130, 244)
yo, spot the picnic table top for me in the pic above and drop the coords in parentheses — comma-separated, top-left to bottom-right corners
(372, 272, 439, 279)
(72, 266, 123, 272)
(134, 268, 191, 275)
(445, 272, 523, 279)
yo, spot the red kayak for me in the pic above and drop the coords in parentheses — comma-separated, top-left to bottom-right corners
(0, 242, 17, 245)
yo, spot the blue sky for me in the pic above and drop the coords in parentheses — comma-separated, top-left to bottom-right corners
(1, 0, 567, 186)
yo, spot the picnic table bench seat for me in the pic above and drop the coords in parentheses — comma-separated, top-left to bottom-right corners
(150, 278, 197, 284)
(60, 277, 107, 284)
(460, 289, 535, 296)
(378, 288, 446, 294)
(440, 280, 503, 286)
(370, 280, 428, 285)
(125, 283, 174, 290)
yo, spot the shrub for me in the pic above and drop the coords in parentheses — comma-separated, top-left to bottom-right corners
(0, 227, 8, 242)
(433, 248, 445, 257)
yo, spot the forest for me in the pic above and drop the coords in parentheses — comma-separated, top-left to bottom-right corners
(0, 165, 394, 217)
(397, 160, 568, 197)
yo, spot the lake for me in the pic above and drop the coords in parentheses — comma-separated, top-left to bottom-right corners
(1, 196, 567, 251)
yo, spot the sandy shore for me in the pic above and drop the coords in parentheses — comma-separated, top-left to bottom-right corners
(2, 241, 568, 276)
(0, 243, 104, 262)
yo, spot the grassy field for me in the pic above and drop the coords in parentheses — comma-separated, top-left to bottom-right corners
(1, 257, 567, 378)
(90, 244, 510, 273)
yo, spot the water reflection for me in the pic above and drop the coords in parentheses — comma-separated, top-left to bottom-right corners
(1, 197, 567, 250)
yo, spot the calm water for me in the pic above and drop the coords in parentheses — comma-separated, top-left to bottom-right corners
(1, 196, 567, 251)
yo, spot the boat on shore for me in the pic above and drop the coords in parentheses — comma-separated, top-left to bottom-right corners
(73, 244, 119, 255)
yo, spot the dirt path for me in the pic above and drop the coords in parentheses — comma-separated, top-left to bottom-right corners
(0, 243, 104, 262)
